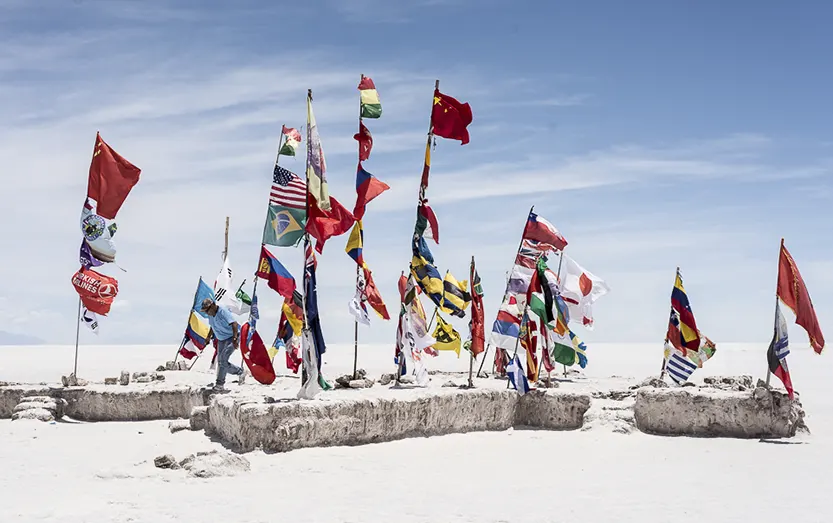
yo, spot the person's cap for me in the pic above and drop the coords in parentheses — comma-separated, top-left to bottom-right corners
(200, 298, 214, 312)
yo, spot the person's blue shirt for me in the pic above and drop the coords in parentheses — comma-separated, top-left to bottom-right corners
(209, 305, 237, 341)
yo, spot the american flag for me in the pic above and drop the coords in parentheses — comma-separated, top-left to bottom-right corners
(270, 165, 306, 209)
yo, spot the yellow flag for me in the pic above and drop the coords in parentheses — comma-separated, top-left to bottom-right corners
(432, 315, 461, 357)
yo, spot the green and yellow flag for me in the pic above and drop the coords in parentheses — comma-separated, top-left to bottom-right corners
(358, 77, 382, 119)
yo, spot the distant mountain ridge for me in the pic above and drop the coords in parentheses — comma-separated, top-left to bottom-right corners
(0, 331, 45, 345)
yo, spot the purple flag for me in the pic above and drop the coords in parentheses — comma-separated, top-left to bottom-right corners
(80, 239, 104, 269)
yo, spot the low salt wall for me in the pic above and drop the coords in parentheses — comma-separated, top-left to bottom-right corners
(633, 387, 805, 438)
(207, 388, 592, 453)
(0, 386, 52, 418)
(0, 384, 206, 421)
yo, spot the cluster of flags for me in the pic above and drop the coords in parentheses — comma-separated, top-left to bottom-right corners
(660, 269, 717, 386)
(490, 209, 609, 391)
(73, 133, 141, 335)
(345, 76, 390, 330)
(661, 239, 825, 400)
(398, 85, 474, 379)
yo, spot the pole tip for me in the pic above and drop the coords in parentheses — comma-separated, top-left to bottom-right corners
(434, 79, 440, 89)
(307, 89, 313, 100)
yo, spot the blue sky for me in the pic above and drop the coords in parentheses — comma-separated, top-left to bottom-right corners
(0, 0, 830, 352)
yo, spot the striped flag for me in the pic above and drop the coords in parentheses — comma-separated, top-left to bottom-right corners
(767, 301, 794, 399)
(263, 166, 307, 247)
(270, 166, 306, 209)
(665, 346, 698, 385)
(667, 268, 700, 352)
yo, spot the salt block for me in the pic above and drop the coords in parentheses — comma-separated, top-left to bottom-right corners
(165, 361, 177, 371)
(12, 408, 55, 422)
(104, 378, 118, 385)
(154, 454, 177, 469)
(177, 361, 189, 371)
(634, 387, 806, 438)
(348, 379, 373, 389)
(135, 376, 152, 383)
(119, 371, 130, 386)
(189, 406, 209, 431)
(168, 419, 191, 433)
(180, 450, 250, 478)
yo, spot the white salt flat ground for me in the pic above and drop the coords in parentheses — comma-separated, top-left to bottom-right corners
(1, 342, 831, 523)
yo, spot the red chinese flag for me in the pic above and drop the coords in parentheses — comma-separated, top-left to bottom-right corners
(87, 133, 141, 220)
(777, 242, 825, 353)
(431, 89, 473, 145)
(362, 267, 390, 320)
(71, 268, 119, 315)
(306, 196, 356, 254)
(354, 122, 373, 161)
(239, 323, 276, 385)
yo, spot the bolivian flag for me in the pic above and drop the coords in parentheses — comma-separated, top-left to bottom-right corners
(358, 77, 382, 119)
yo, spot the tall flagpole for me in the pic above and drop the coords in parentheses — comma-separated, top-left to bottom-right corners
(477, 205, 534, 378)
(659, 267, 678, 380)
(399, 79, 440, 382)
(301, 88, 313, 386)
(765, 239, 785, 387)
(353, 74, 364, 380)
(72, 297, 82, 377)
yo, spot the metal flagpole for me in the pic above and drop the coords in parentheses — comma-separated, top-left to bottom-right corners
(353, 74, 364, 380)
(659, 267, 679, 380)
(72, 297, 82, 377)
(765, 239, 785, 387)
(477, 205, 534, 378)
(300, 89, 313, 387)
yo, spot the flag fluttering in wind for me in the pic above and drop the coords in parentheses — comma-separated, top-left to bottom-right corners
(411, 238, 444, 309)
(767, 301, 794, 399)
(81, 306, 99, 335)
(179, 277, 215, 360)
(354, 122, 373, 161)
(349, 269, 371, 326)
(359, 77, 382, 119)
(558, 254, 609, 329)
(306, 196, 355, 254)
(664, 344, 697, 385)
(522, 211, 568, 251)
(353, 164, 389, 220)
(440, 271, 471, 318)
(239, 292, 276, 385)
(213, 255, 249, 315)
(506, 353, 530, 395)
(345, 220, 365, 267)
(433, 315, 462, 357)
(279, 125, 302, 157)
(86, 132, 142, 220)
(306, 95, 329, 212)
(431, 89, 473, 144)
(79, 239, 105, 269)
(80, 198, 119, 264)
(256, 245, 296, 300)
(362, 267, 389, 320)
(777, 241, 825, 354)
(263, 165, 307, 247)
(666, 268, 700, 353)
(71, 268, 118, 316)
(468, 257, 485, 357)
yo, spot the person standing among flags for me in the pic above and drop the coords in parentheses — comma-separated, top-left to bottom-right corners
(201, 298, 245, 392)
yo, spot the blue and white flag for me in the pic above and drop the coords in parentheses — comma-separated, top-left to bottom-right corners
(773, 302, 789, 360)
(666, 346, 697, 385)
(507, 353, 530, 395)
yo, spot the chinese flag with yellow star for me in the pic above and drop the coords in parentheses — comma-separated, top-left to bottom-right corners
(431, 89, 472, 144)
(86, 132, 141, 220)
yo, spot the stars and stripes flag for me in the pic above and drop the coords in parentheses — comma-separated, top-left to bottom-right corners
(271, 165, 306, 209)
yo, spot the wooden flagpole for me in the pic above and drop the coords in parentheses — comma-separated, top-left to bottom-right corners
(209, 217, 230, 372)
(72, 297, 82, 377)
(477, 205, 534, 378)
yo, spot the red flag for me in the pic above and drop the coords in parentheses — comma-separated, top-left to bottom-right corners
(354, 122, 373, 161)
(522, 318, 538, 382)
(71, 268, 118, 315)
(469, 258, 485, 357)
(431, 89, 473, 145)
(87, 133, 141, 220)
(306, 196, 355, 254)
(239, 323, 276, 385)
(353, 163, 390, 220)
(363, 267, 390, 320)
(778, 241, 825, 354)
